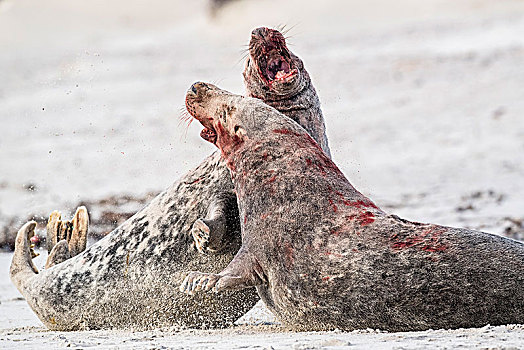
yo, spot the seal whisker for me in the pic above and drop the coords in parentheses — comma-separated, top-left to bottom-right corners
(177, 106, 195, 141)
(281, 23, 299, 36)
(210, 78, 226, 88)
(178, 112, 193, 127)
(236, 57, 247, 66)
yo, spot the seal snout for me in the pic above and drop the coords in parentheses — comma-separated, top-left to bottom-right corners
(186, 82, 219, 145)
(191, 83, 198, 94)
(188, 81, 209, 97)
(185, 82, 211, 120)
(251, 27, 268, 39)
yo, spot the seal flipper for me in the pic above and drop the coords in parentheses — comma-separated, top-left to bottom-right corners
(191, 218, 215, 253)
(46, 210, 61, 254)
(191, 194, 239, 254)
(180, 246, 267, 294)
(46, 207, 89, 263)
(45, 240, 72, 268)
(10, 221, 39, 293)
(68, 206, 88, 257)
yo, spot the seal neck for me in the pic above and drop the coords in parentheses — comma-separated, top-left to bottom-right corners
(246, 73, 331, 158)
(224, 131, 378, 235)
(226, 131, 350, 198)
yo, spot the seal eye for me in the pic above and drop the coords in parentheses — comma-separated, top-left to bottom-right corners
(234, 125, 240, 133)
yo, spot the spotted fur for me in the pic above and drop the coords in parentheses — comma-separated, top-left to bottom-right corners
(11, 154, 259, 330)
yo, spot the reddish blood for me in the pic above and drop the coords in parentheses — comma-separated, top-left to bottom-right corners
(284, 241, 294, 266)
(391, 226, 447, 252)
(328, 199, 338, 213)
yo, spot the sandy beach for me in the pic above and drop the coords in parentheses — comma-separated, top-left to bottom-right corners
(3, 252, 524, 349)
(1, 0, 524, 348)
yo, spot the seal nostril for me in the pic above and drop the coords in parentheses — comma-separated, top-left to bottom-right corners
(191, 83, 198, 94)
(252, 27, 266, 38)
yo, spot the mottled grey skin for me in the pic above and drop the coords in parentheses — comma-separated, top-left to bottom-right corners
(11, 157, 257, 330)
(181, 83, 524, 332)
(10, 27, 329, 330)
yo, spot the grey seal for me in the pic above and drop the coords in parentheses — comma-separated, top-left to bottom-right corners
(181, 82, 524, 332)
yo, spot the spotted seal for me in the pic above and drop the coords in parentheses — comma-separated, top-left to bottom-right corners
(10, 27, 330, 330)
(181, 82, 524, 332)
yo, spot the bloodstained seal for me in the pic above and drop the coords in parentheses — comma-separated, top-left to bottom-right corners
(181, 82, 524, 332)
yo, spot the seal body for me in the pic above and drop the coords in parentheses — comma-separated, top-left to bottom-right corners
(182, 83, 524, 332)
(11, 154, 259, 330)
(10, 27, 330, 330)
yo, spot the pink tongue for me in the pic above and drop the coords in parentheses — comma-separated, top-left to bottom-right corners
(275, 70, 294, 80)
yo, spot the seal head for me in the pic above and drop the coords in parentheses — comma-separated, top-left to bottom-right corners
(186, 81, 305, 161)
(243, 27, 331, 157)
(244, 27, 306, 100)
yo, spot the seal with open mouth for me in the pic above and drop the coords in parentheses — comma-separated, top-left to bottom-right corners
(243, 27, 331, 158)
(181, 82, 524, 332)
(9, 27, 331, 330)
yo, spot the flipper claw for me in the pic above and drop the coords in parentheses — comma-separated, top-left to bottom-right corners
(191, 219, 211, 253)
(179, 271, 222, 295)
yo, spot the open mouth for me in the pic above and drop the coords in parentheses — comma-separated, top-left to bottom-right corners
(185, 96, 218, 145)
(248, 28, 299, 87)
(267, 56, 293, 80)
(258, 52, 297, 85)
(200, 127, 217, 144)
